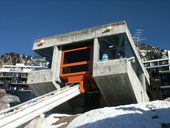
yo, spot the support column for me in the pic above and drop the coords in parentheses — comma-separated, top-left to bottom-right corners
(51, 46, 60, 90)
(93, 38, 99, 77)
(168, 51, 170, 73)
(139, 73, 147, 102)
(56, 47, 62, 82)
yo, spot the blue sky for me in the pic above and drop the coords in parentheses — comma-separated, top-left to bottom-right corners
(0, 0, 169, 55)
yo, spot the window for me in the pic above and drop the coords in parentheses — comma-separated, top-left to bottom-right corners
(98, 33, 144, 86)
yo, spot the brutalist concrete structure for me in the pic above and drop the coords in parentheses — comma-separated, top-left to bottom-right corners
(27, 21, 150, 107)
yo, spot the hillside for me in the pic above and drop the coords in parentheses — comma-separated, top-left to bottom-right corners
(137, 43, 168, 61)
(0, 52, 49, 68)
(0, 52, 33, 68)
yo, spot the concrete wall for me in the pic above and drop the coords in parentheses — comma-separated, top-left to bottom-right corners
(27, 45, 62, 96)
(27, 69, 59, 96)
(93, 59, 149, 106)
(125, 27, 150, 84)
(27, 69, 52, 84)
(127, 61, 149, 102)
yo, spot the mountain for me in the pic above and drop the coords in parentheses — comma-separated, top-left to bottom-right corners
(0, 52, 50, 68)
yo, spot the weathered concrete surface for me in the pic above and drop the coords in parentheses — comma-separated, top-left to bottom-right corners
(33, 21, 149, 85)
(28, 82, 57, 96)
(125, 27, 150, 84)
(27, 69, 60, 96)
(93, 59, 149, 106)
(29, 21, 150, 106)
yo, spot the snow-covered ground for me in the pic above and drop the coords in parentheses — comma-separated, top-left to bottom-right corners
(67, 100, 170, 128)
(43, 114, 71, 128)
(42, 113, 78, 128)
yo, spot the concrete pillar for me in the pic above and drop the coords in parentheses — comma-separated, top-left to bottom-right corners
(93, 38, 100, 77)
(55, 48, 62, 82)
(168, 50, 170, 58)
(168, 51, 170, 73)
(51, 46, 60, 90)
(139, 73, 147, 102)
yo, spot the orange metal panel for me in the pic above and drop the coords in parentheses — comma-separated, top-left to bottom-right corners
(61, 61, 90, 68)
(60, 71, 90, 77)
(60, 45, 94, 93)
(63, 46, 91, 53)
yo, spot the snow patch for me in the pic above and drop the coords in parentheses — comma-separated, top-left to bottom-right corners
(68, 101, 170, 128)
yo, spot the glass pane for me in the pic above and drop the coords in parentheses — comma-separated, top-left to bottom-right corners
(64, 48, 90, 64)
(63, 64, 89, 74)
(144, 63, 150, 67)
(98, 33, 144, 86)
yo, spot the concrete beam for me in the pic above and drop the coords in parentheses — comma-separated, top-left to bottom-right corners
(33, 21, 126, 51)
(51, 46, 61, 90)
(168, 51, 170, 73)
(125, 27, 150, 85)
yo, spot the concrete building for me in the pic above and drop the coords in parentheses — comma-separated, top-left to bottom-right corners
(27, 21, 149, 110)
(0, 63, 47, 91)
(143, 51, 170, 99)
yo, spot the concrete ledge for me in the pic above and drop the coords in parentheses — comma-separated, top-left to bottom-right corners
(27, 69, 60, 96)
(33, 21, 127, 50)
(27, 69, 52, 84)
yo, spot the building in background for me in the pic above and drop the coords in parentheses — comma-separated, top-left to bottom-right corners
(143, 51, 170, 99)
(0, 63, 47, 91)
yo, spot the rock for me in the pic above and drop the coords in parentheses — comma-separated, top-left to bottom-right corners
(0, 100, 10, 110)
(3, 94, 20, 103)
(0, 89, 10, 111)
(164, 97, 170, 102)
(0, 89, 6, 98)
